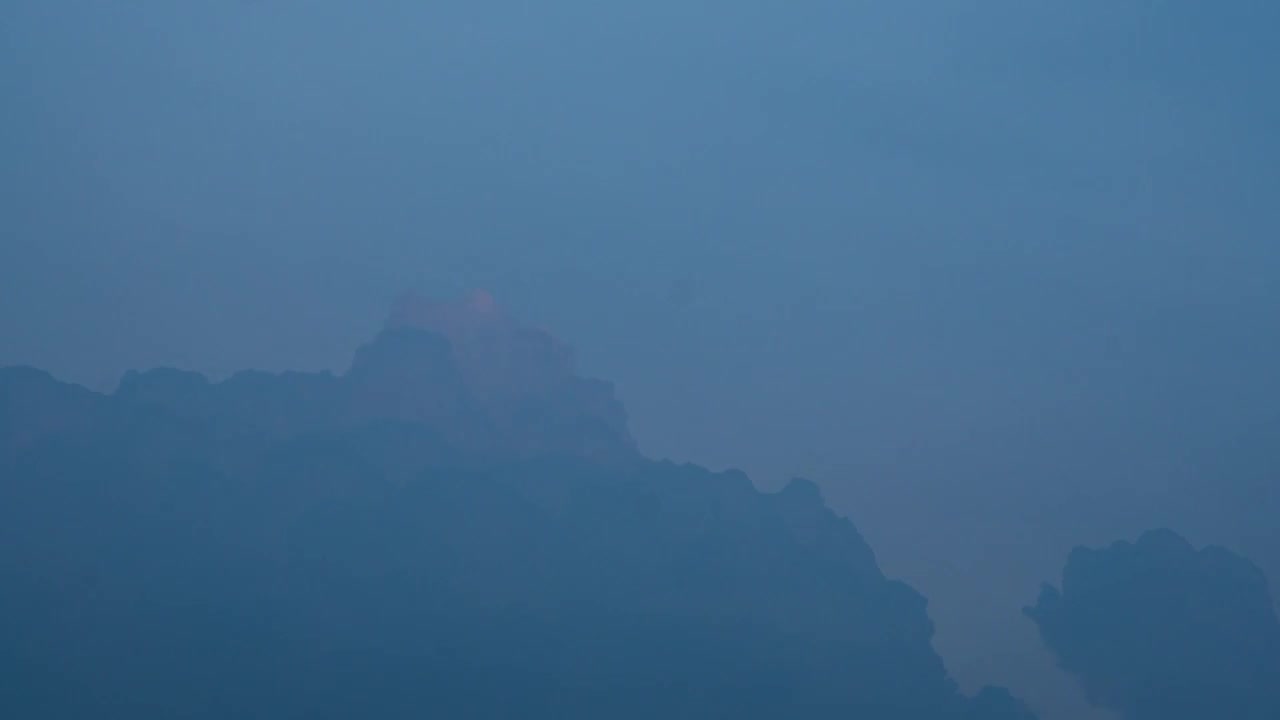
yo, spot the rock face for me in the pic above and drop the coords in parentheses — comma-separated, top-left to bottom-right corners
(0, 293, 1032, 719)
(1026, 529, 1280, 720)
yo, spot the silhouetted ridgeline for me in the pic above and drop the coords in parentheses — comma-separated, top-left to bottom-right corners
(1026, 529, 1280, 720)
(1, 294, 1033, 718)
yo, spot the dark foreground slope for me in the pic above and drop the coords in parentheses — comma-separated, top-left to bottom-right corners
(0, 296, 1032, 719)
(1026, 529, 1280, 720)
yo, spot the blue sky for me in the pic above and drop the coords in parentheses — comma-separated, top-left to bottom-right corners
(3, 3, 1278, 716)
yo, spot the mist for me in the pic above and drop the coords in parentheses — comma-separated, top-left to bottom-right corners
(3, 2, 1278, 718)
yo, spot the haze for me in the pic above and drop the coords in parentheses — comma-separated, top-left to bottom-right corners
(3, 3, 1278, 718)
